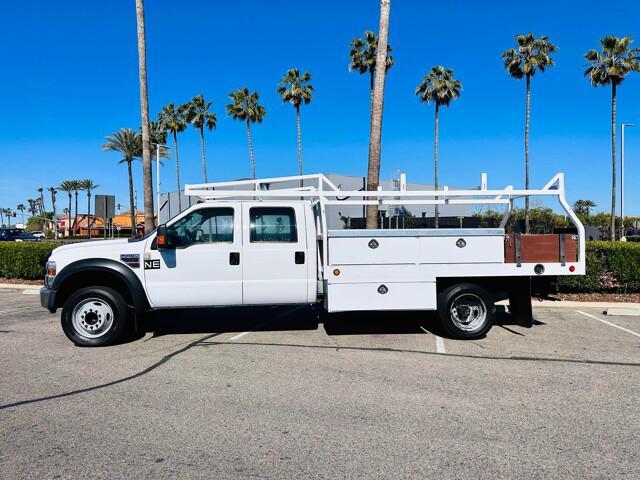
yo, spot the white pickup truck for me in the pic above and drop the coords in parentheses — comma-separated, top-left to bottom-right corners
(40, 173, 585, 346)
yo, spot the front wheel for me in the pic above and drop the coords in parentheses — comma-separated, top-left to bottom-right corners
(61, 287, 128, 347)
(437, 283, 495, 339)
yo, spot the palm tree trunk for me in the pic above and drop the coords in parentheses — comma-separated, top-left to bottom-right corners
(127, 160, 136, 236)
(87, 193, 92, 239)
(51, 192, 56, 215)
(365, 0, 391, 229)
(135, 0, 154, 235)
(434, 102, 439, 229)
(200, 125, 208, 183)
(39, 193, 45, 214)
(296, 105, 303, 186)
(246, 119, 256, 179)
(74, 192, 78, 235)
(524, 74, 531, 234)
(67, 194, 72, 237)
(173, 131, 182, 211)
(611, 82, 617, 240)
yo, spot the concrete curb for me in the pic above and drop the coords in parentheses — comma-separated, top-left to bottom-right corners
(499, 299, 640, 309)
(0, 283, 41, 291)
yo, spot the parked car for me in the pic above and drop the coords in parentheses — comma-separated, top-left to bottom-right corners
(30, 231, 46, 239)
(0, 228, 39, 242)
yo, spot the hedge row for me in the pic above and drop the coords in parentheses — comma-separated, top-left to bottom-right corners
(0, 242, 58, 280)
(557, 241, 640, 293)
(1, 240, 640, 293)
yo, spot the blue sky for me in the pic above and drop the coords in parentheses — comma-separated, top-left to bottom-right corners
(1, 0, 639, 215)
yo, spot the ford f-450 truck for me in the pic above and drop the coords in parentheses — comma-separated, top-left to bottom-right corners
(41, 173, 584, 346)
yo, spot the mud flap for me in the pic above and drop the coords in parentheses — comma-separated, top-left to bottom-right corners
(509, 277, 533, 328)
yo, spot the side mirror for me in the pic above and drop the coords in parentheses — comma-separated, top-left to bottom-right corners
(156, 224, 177, 250)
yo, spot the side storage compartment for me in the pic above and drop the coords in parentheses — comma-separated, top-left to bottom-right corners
(327, 281, 436, 312)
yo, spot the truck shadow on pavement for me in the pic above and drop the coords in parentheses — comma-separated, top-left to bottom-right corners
(143, 305, 530, 340)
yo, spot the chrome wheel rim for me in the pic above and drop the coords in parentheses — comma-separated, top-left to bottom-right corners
(450, 293, 487, 332)
(71, 298, 114, 339)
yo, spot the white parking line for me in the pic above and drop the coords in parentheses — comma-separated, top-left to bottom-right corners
(420, 326, 447, 353)
(576, 310, 640, 339)
(0, 306, 40, 315)
(229, 331, 251, 341)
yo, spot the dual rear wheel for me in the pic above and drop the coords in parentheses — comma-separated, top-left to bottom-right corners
(437, 283, 495, 339)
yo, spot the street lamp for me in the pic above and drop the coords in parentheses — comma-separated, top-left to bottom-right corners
(621, 123, 635, 240)
(152, 143, 166, 223)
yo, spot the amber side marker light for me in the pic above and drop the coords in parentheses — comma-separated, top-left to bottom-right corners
(333, 268, 341, 276)
(157, 235, 166, 247)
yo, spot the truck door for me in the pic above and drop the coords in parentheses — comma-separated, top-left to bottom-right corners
(144, 204, 243, 307)
(241, 204, 308, 304)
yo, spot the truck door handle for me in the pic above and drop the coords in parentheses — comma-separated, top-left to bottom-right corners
(229, 252, 240, 265)
(295, 251, 305, 264)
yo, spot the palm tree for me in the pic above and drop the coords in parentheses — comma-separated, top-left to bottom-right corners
(364, 0, 391, 229)
(574, 199, 597, 217)
(80, 179, 100, 239)
(58, 180, 76, 236)
(70, 180, 82, 234)
(47, 187, 57, 215)
(349, 30, 394, 115)
(416, 66, 463, 228)
(36, 187, 45, 214)
(585, 35, 640, 240)
(226, 88, 266, 179)
(27, 199, 38, 216)
(103, 128, 142, 235)
(158, 103, 187, 210)
(16, 204, 26, 225)
(503, 34, 558, 234)
(277, 69, 314, 181)
(135, 0, 154, 235)
(184, 94, 216, 183)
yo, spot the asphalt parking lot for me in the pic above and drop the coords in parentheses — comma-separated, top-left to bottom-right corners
(1, 288, 639, 479)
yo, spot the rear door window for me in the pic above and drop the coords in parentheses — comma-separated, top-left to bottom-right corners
(249, 207, 298, 242)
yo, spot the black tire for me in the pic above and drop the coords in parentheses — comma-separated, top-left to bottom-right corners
(437, 283, 495, 340)
(61, 286, 128, 347)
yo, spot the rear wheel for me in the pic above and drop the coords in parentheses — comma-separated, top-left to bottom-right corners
(437, 283, 495, 339)
(61, 287, 128, 347)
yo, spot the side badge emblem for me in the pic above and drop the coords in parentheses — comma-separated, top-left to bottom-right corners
(377, 284, 388, 294)
(368, 239, 379, 249)
(456, 238, 467, 248)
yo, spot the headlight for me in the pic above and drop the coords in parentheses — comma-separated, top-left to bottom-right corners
(45, 261, 56, 287)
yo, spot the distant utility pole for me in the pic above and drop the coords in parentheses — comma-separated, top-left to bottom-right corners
(621, 123, 635, 240)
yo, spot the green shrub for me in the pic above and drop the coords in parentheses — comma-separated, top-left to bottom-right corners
(0, 242, 58, 280)
(557, 241, 640, 293)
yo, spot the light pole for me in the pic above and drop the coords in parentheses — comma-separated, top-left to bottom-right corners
(621, 123, 635, 240)
(152, 143, 165, 224)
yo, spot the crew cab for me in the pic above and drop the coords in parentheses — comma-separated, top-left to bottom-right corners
(41, 173, 585, 346)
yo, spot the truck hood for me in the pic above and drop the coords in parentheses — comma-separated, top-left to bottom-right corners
(52, 238, 130, 255)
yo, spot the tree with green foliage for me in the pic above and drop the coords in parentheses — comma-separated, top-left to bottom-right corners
(184, 94, 217, 183)
(349, 30, 394, 115)
(416, 66, 462, 228)
(36, 187, 45, 214)
(502, 33, 558, 234)
(103, 128, 142, 235)
(278, 69, 314, 180)
(158, 102, 188, 210)
(585, 35, 640, 240)
(58, 181, 75, 236)
(80, 179, 99, 239)
(226, 88, 266, 179)
(16, 204, 26, 225)
(47, 187, 57, 216)
(574, 199, 597, 217)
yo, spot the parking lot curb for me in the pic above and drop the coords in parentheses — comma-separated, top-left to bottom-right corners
(498, 299, 640, 309)
(0, 283, 41, 291)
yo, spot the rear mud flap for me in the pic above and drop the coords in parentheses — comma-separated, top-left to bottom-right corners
(509, 277, 533, 328)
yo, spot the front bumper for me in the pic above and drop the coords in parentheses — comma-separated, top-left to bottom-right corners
(40, 287, 57, 313)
